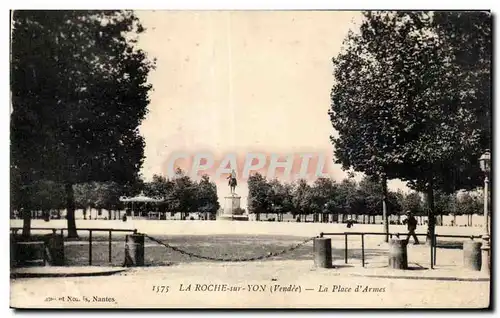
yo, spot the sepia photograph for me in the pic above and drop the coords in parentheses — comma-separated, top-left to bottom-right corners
(8, 8, 492, 309)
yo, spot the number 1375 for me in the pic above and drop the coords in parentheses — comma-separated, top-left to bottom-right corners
(152, 285, 170, 293)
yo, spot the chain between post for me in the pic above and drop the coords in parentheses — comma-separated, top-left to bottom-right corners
(141, 234, 316, 262)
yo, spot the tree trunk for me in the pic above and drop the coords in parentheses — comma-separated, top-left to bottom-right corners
(22, 208, 31, 237)
(43, 209, 50, 221)
(65, 183, 78, 238)
(83, 207, 88, 220)
(382, 174, 389, 243)
(108, 209, 112, 220)
(425, 183, 436, 245)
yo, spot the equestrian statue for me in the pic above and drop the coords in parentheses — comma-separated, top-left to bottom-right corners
(227, 169, 237, 194)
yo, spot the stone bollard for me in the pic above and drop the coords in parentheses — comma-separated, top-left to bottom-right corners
(15, 241, 46, 267)
(45, 233, 65, 266)
(463, 240, 482, 271)
(124, 233, 145, 267)
(388, 239, 408, 269)
(313, 237, 332, 268)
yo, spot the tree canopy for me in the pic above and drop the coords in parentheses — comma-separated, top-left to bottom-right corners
(330, 11, 491, 240)
(11, 10, 155, 236)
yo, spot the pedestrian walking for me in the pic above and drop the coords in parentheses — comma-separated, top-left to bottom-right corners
(403, 211, 419, 244)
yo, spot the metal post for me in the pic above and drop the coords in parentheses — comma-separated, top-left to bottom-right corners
(430, 233, 433, 270)
(481, 175, 490, 274)
(484, 176, 489, 237)
(108, 230, 112, 263)
(361, 234, 365, 267)
(344, 233, 348, 264)
(382, 173, 389, 243)
(432, 234, 437, 265)
(89, 230, 93, 266)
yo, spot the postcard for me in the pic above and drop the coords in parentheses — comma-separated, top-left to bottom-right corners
(9, 9, 491, 309)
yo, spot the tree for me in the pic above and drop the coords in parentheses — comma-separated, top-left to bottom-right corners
(267, 179, 293, 222)
(195, 175, 220, 220)
(75, 181, 125, 220)
(310, 178, 337, 223)
(74, 182, 98, 220)
(432, 12, 491, 149)
(402, 192, 425, 216)
(336, 178, 358, 223)
(357, 176, 383, 224)
(391, 190, 406, 224)
(27, 180, 66, 220)
(330, 11, 491, 243)
(144, 174, 174, 217)
(291, 179, 313, 222)
(144, 175, 172, 199)
(247, 173, 271, 221)
(94, 182, 125, 220)
(170, 168, 197, 220)
(11, 178, 66, 231)
(11, 11, 155, 237)
(433, 190, 454, 225)
(456, 191, 483, 226)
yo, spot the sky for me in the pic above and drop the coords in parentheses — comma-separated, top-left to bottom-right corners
(134, 11, 409, 207)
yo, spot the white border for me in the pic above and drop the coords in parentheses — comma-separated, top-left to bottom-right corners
(1, 1, 498, 317)
(3, 0, 498, 10)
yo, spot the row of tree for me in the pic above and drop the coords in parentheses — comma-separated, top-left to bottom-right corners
(330, 11, 491, 241)
(142, 171, 220, 220)
(248, 173, 486, 224)
(11, 169, 220, 221)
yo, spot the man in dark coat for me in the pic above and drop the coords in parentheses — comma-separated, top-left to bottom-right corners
(403, 211, 419, 244)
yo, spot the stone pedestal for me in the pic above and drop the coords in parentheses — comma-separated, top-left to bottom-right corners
(123, 234, 145, 267)
(463, 240, 482, 271)
(313, 238, 332, 268)
(388, 239, 408, 269)
(218, 193, 249, 221)
(45, 233, 65, 266)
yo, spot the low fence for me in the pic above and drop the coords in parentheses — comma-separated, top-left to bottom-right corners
(319, 231, 482, 269)
(10, 227, 137, 265)
(10, 226, 483, 269)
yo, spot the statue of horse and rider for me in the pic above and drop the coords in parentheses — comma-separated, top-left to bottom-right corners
(227, 169, 237, 194)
